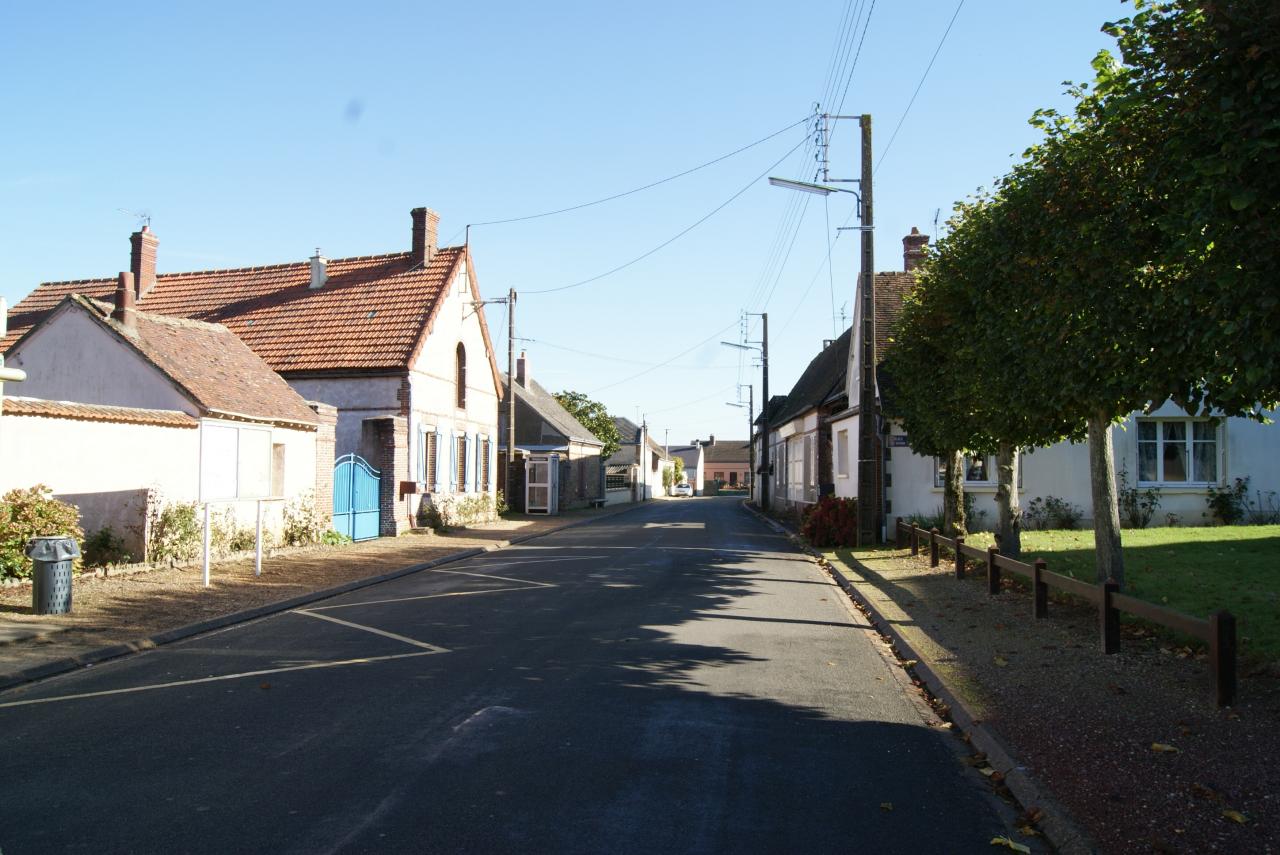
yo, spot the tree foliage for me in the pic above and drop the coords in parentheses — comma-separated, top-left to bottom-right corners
(553, 390, 621, 459)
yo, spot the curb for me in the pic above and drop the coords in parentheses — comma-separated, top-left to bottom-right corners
(0, 501, 647, 695)
(738, 501, 1097, 855)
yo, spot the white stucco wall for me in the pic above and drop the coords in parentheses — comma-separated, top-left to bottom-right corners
(285, 374, 402, 459)
(8, 306, 195, 414)
(885, 403, 1280, 529)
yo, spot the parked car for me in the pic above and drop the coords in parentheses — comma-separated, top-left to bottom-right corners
(671, 482, 693, 497)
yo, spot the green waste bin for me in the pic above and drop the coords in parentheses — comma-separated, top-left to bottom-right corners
(26, 536, 80, 615)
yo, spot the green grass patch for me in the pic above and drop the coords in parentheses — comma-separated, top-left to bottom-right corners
(965, 526, 1280, 663)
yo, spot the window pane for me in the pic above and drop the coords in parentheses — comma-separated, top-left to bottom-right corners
(1162, 436, 1188, 481)
(1163, 422, 1186, 443)
(965, 456, 988, 482)
(1193, 442, 1217, 482)
(1193, 421, 1216, 442)
(1138, 442, 1158, 482)
(1138, 421, 1156, 441)
(934, 458, 946, 488)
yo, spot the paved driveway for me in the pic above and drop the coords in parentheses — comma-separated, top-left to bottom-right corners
(0, 498, 1023, 853)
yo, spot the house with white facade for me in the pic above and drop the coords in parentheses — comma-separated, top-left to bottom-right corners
(605, 417, 671, 504)
(4, 207, 503, 537)
(668, 442, 705, 494)
(2, 287, 327, 557)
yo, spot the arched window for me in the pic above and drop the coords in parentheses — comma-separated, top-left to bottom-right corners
(455, 343, 467, 409)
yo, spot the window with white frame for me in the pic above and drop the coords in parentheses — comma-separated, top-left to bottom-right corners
(933, 454, 1022, 488)
(836, 430, 849, 477)
(1138, 419, 1217, 484)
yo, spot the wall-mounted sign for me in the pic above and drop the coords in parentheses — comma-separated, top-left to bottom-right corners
(889, 435, 910, 447)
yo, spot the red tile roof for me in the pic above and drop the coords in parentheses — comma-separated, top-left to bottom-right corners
(24, 296, 320, 427)
(2, 396, 198, 428)
(875, 271, 918, 362)
(4, 247, 502, 391)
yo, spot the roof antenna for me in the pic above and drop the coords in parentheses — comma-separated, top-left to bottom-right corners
(117, 208, 151, 230)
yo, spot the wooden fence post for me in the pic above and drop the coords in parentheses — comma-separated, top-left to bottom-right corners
(910, 526, 920, 556)
(986, 546, 1001, 595)
(929, 528, 940, 567)
(1210, 610, 1237, 707)
(896, 517, 904, 549)
(954, 536, 965, 579)
(1101, 580, 1120, 654)
(1032, 558, 1048, 619)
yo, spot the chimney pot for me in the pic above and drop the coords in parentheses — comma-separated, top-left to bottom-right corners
(130, 228, 159, 297)
(113, 272, 137, 331)
(309, 250, 328, 289)
(903, 226, 930, 272)
(411, 207, 440, 266)
(516, 350, 528, 387)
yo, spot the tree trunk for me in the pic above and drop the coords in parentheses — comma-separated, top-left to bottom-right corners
(942, 450, 966, 538)
(1087, 411, 1125, 587)
(995, 443, 1021, 558)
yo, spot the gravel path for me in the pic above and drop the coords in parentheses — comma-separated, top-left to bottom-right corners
(831, 546, 1280, 853)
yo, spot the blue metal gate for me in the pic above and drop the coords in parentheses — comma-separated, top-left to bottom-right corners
(333, 453, 381, 541)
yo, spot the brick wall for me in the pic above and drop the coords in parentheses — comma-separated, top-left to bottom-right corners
(370, 415, 410, 536)
(309, 402, 338, 521)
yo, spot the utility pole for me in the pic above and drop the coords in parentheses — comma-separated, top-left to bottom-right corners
(745, 384, 755, 497)
(856, 114, 878, 545)
(760, 312, 770, 512)
(506, 288, 517, 484)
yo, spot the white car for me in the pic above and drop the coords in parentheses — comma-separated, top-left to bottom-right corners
(671, 483, 693, 497)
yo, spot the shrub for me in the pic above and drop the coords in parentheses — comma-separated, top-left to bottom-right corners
(801, 495, 859, 547)
(1117, 467, 1161, 529)
(495, 490, 509, 516)
(1206, 477, 1249, 525)
(282, 490, 330, 546)
(419, 494, 497, 532)
(83, 526, 131, 567)
(320, 529, 352, 546)
(1023, 495, 1084, 530)
(147, 500, 201, 564)
(906, 508, 944, 531)
(0, 485, 84, 579)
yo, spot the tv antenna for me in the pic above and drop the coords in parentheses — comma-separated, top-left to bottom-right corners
(117, 208, 151, 230)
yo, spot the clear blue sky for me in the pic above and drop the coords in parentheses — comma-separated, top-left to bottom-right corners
(1, 0, 1123, 444)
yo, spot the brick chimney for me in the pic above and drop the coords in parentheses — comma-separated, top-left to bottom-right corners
(130, 226, 159, 298)
(113, 271, 137, 331)
(411, 207, 440, 266)
(903, 226, 929, 272)
(516, 351, 528, 387)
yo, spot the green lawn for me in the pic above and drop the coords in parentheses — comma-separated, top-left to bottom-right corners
(964, 526, 1280, 663)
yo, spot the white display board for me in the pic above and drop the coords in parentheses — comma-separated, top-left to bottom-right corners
(200, 423, 272, 501)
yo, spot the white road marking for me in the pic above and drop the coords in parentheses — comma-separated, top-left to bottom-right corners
(0, 651, 441, 710)
(303, 586, 537, 612)
(461, 555, 606, 565)
(292, 610, 449, 652)
(431, 568, 557, 587)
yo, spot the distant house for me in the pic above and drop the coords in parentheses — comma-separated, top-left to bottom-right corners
(1, 289, 328, 557)
(605, 417, 671, 504)
(4, 207, 503, 536)
(667, 442, 705, 493)
(702, 437, 751, 490)
(498, 352, 605, 511)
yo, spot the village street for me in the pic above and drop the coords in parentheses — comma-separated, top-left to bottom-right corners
(0, 498, 1022, 853)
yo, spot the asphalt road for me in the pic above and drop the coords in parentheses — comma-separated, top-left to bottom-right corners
(0, 498, 1025, 854)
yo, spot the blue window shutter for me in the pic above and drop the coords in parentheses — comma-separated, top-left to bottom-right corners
(417, 429, 425, 483)
(434, 430, 444, 492)
(464, 434, 473, 492)
(448, 431, 457, 491)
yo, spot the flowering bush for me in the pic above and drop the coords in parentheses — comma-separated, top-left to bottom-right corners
(0, 485, 83, 579)
(800, 495, 859, 547)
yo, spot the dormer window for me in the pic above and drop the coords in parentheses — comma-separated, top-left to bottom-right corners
(456, 343, 467, 409)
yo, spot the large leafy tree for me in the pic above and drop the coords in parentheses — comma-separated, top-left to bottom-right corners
(553, 391, 621, 459)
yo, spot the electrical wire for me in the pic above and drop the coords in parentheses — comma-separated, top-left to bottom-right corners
(468, 116, 810, 228)
(516, 337, 731, 370)
(643, 383, 738, 417)
(524, 136, 807, 295)
(830, 0, 876, 132)
(758, 193, 813, 311)
(876, 0, 965, 173)
(589, 319, 740, 395)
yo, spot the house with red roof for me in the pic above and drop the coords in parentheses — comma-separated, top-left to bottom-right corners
(4, 207, 504, 536)
(2, 288, 330, 557)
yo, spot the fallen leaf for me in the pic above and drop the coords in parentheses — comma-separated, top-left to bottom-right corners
(990, 836, 1031, 853)
(1151, 743, 1181, 754)
(901, 659, 918, 667)
(1017, 825, 1040, 837)
(979, 767, 997, 777)
(1223, 809, 1249, 824)
(879, 802, 893, 811)
(994, 656, 1009, 667)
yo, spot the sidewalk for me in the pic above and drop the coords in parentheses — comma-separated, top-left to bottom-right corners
(828, 544, 1279, 854)
(0, 504, 638, 686)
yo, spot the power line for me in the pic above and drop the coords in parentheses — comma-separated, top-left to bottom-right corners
(758, 193, 814, 311)
(517, 337, 731, 371)
(831, 0, 876, 124)
(876, 0, 965, 173)
(525, 136, 807, 295)
(644, 383, 737, 417)
(589, 319, 739, 395)
(468, 116, 810, 228)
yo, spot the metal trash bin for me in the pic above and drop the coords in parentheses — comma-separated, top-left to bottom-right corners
(26, 536, 80, 615)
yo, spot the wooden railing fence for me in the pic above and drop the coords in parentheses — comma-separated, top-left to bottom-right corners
(894, 518, 1237, 707)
